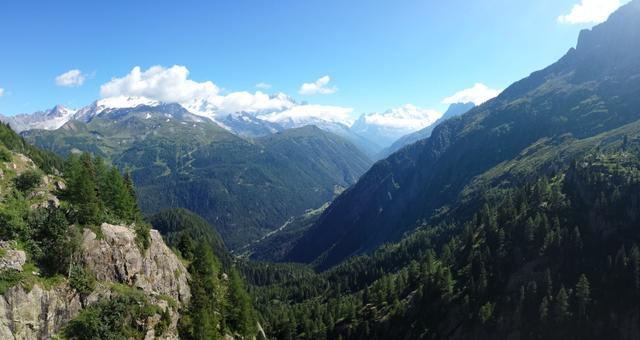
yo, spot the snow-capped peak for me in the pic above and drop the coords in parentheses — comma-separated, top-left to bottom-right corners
(73, 96, 161, 122)
(0, 104, 78, 132)
(95, 96, 160, 111)
(50, 105, 77, 117)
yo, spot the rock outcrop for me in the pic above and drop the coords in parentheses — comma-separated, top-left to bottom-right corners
(81, 223, 191, 305)
(0, 284, 81, 340)
(0, 242, 26, 272)
(0, 223, 190, 339)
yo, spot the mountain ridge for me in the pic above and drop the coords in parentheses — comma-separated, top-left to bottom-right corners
(286, 0, 640, 269)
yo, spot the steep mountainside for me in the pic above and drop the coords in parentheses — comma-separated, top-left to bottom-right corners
(287, 0, 640, 269)
(380, 102, 475, 158)
(252, 146, 640, 339)
(25, 108, 372, 249)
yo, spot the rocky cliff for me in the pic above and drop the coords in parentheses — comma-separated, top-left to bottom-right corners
(81, 223, 191, 305)
(0, 223, 190, 339)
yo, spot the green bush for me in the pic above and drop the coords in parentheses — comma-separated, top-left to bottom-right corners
(0, 270, 24, 295)
(69, 265, 96, 297)
(13, 169, 43, 192)
(135, 223, 152, 251)
(27, 206, 79, 276)
(154, 307, 172, 337)
(0, 191, 28, 240)
(0, 144, 11, 162)
(63, 293, 162, 339)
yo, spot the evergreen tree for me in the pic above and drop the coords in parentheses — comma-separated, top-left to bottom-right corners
(178, 233, 196, 261)
(181, 241, 222, 339)
(64, 153, 100, 225)
(539, 296, 549, 322)
(106, 167, 137, 221)
(123, 168, 141, 219)
(575, 274, 590, 319)
(553, 286, 570, 323)
(227, 268, 258, 336)
(30, 204, 78, 275)
(92, 156, 109, 211)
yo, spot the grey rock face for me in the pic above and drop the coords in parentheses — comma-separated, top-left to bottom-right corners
(80, 223, 191, 305)
(0, 223, 191, 339)
(0, 284, 82, 340)
(0, 242, 26, 272)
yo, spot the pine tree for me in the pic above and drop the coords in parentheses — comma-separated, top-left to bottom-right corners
(227, 268, 257, 337)
(575, 274, 590, 319)
(106, 167, 137, 221)
(123, 168, 140, 219)
(539, 296, 549, 322)
(543, 269, 553, 298)
(178, 233, 196, 261)
(553, 286, 570, 323)
(92, 156, 109, 209)
(183, 241, 222, 339)
(65, 153, 100, 225)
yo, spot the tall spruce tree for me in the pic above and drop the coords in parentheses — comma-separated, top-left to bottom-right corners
(181, 241, 222, 339)
(227, 268, 257, 336)
(64, 153, 100, 225)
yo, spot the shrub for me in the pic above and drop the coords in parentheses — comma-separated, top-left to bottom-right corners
(27, 205, 79, 276)
(13, 169, 43, 192)
(63, 292, 162, 339)
(135, 223, 152, 251)
(0, 191, 28, 240)
(69, 265, 96, 297)
(154, 307, 172, 337)
(0, 270, 24, 294)
(0, 144, 11, 162)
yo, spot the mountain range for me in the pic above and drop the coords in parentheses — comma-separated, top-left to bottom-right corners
(1, 95, 458, 159)
(22, 103, 372, 248)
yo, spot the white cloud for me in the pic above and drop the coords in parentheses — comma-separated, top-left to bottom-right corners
(256, 82, 272, 89)
(55, 69, 86, 87)
(100, 65, 301, 118)
(0, 88, 4, 97)
(259, 104, 354, 126)
(99, 65, 354, 126)
(299, 75, 337, 95)
(101, 65, 219, 103)
(558, 0, 624, 24)
(442, 83, 502, 106)
(199, 91, 296, 116)
(362, 104, 442, 130)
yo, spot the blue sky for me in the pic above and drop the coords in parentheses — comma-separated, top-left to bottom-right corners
(0, 0, 627, 118)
